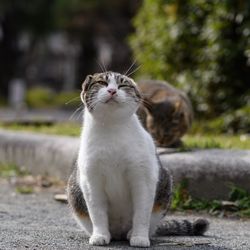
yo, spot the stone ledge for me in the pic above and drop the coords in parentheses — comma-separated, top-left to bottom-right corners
(0, 129, 249, 199)
(160, 149, 250, 199)
(0, 129, 79, 180)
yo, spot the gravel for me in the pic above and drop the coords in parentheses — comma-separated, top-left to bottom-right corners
(0, 179, 250, 250)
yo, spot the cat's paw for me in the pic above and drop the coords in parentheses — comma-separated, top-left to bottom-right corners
(89, 234, 110, 246)
(130, 236, 150, 247)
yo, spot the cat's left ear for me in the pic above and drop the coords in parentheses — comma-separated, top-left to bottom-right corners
(82, 75, 93, 93)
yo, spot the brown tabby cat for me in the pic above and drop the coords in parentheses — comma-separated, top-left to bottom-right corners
(137, 79, 193, 147)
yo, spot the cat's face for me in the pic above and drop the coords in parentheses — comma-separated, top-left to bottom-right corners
(81, 72, 141, 120)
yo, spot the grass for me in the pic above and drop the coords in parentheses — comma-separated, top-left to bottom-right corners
(0, 163, 28, 177)
(0, 122, 81, 137)
(15, 186, 34, 194)
(0, 163, 34, 194)
(171, 181, 250, 218)
(0, 122, 249, 149)
(182, 134, 250, 150)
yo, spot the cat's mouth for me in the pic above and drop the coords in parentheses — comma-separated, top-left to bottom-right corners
(104, 97, 119, 104)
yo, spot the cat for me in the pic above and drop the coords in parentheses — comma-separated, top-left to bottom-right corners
(67, 72, 208, 247)
(137, 79, 193, 147)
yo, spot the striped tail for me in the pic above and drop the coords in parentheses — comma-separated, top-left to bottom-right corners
(156, 218, 209, 236)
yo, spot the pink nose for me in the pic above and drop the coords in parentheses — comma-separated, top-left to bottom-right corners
(107, 88, 117, 96)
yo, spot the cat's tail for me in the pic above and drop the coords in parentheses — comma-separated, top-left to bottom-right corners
(156, 218, 209, 236)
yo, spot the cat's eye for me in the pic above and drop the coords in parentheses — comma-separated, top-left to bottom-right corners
(118, 84, 132, 89)
(97, 81, 108, 86)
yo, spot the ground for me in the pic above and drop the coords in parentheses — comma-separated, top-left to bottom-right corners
(0, 178, 250, 250)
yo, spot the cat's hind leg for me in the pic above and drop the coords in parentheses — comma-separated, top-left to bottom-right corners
(67, 168, 92, 236)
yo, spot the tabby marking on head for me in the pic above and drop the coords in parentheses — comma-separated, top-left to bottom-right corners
(81, 72, 141, 113)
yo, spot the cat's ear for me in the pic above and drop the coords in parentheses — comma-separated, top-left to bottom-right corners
(82, 75, 93, 93)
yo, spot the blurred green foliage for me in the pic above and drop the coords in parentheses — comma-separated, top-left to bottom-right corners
(130, 0, 250, 126)
(171, 180, 250, 217)
(191, 106, 250, 134)
(26, 87, 54, 108)
(25, 87, 80, 109)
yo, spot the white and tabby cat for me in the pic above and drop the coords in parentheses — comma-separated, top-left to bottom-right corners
(67, 72, 208, 247)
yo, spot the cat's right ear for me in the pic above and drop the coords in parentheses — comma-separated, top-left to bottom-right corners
(82, 75, 93, 93)
(81, 75, 93, 103)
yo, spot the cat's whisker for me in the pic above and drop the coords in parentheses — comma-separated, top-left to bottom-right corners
(87, 99, 100, 111)
(95, 59, 106, 73)
(124, 59, 137, 77)
(140, 93, 152, 97)
(126, 64, 141, 77)
(100, 58, 107, 72)
(65, 96, 81, 105)
(69, 104, 84, 121)
(76, 108, 84, 121)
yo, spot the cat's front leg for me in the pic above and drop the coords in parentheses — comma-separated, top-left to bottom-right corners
(128, 168, 157, 247)
(80, 169, 110, 246)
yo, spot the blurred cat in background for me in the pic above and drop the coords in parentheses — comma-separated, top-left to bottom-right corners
(137, 79, 193, 147)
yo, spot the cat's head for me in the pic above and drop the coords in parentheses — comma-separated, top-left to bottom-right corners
(81, 71, 141, 120)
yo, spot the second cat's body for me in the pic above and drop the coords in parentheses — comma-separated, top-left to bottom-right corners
(137, 79, 193, 147)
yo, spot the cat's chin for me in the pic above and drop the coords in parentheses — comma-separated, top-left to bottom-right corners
(104, 98, 119, 104)
(91, 104, 137, 122)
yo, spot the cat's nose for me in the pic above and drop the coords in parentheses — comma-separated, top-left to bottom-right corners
(107, 88, 117, 96)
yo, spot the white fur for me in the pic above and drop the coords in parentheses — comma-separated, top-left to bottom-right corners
(77, 73, 160, 247)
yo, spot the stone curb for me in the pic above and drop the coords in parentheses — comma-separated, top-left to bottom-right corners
(0, 129, 79, 180)
(0, 129, 250, 199)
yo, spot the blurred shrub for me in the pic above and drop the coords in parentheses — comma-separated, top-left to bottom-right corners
(211, 106, 250, 134)
(130, 0, 250, 118)
(191, 105, 250, 134)
(0, 97, 7, 107)
(54, 91, 81, 109)
(26, 87, 80, 109)
(26, 87, 54, 108)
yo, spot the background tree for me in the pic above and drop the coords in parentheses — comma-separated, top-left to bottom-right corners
(130, 0, 250, 121)
(0, 0, 140, 99)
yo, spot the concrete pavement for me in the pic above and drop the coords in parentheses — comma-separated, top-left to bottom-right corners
(0, 179, 250, 250)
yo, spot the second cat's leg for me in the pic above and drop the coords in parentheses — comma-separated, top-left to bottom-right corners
(80, 170, 110, 246)
(128, 164, 157, 247)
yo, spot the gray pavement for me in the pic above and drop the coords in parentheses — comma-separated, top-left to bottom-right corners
(0, 179, 250, 250)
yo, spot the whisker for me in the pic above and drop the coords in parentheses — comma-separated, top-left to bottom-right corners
(141, 101, 152, 108)
(65, 96, 81, 105)
(95, 59, 105, 73)
(100, 57, 107, 72)
(87, 99, 100, 111)
(69, 104, 84, 121)
(126, 64, 142, 77)
(124, 59, 137, 76)
(76, 108, 84, 121)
